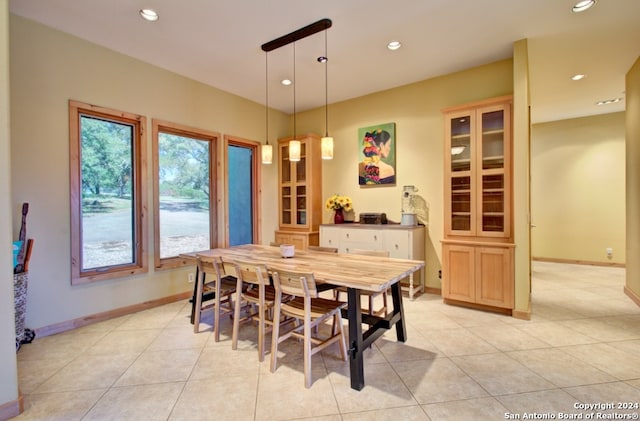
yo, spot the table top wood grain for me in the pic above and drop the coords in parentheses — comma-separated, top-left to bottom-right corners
(181, 244, 425, 293)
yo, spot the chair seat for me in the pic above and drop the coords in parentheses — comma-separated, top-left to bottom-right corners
(282, 297, 346, 319)
(243, 284, 277, 303)
(203, 275, 237, 296)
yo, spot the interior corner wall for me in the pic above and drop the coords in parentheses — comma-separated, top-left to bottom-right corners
(1, 1, 20, 417)
(626, 57, 640, 300)
(531, 112, 626, 265)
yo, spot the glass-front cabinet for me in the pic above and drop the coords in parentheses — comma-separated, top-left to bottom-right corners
(442, 96, 514, 312)
(275, 134, 322, 249)
(445, 99, 511, 238)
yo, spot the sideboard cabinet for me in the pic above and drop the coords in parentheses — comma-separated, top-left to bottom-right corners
(319, 224, 425, 299)
(275, 133, 322, 249)
(442, 96, 515, 312)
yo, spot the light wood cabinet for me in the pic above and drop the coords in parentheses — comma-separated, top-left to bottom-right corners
(442, 96, 515, 312)
(276, 133, 322, 249)
(320, 224, 425, 299)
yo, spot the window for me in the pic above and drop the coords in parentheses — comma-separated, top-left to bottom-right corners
(152, 120, 219, 270)
(69, 100, 147, 284)
(225, 136, 261, 246)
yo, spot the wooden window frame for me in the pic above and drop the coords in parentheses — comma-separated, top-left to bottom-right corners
(69, 100, 148, 284)
(223, 135, 262, 247)
(152, 119, 219, 270)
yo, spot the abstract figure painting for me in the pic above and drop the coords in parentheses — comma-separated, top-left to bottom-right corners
(358, 122, 396, 186)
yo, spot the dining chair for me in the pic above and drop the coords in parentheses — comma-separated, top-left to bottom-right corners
(194, 255, 237, 341)
(269, 265, 347, 388)
(335, 248, 390, 316)
(229, 259, 285, 362)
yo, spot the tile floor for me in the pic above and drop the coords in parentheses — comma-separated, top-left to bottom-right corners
(14, 261, 640, 420)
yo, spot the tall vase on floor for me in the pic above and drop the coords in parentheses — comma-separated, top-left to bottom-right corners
(334, 208, 344, 224)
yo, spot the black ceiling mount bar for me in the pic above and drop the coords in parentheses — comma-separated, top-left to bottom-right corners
(261, 18, 332, 52)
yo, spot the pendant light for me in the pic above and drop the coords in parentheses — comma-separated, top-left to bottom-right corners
(261, 51, 273, 164)
(320, 28, 333, 160)
(260, 19, 333, 164)
(289, 42, 301, 162)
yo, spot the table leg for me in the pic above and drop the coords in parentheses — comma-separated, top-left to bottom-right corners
(346, 287, 364, 391)
(390, 281, 406, 342)
(190, 267, 200, 324)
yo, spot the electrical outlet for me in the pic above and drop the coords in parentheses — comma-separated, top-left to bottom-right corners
(187, 272, 195, 283)
(438, 269, 442, 279)
(606, 248, 613, 258)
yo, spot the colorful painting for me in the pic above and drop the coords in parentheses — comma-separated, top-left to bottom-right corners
(358, 122, 396, 185)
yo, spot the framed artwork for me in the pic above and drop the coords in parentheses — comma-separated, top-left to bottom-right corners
(358, 122, 396, 185)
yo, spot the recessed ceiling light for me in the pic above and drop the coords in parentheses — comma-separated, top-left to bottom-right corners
(387, 41, 402, 51)
(571, 74, 585, 81)
(572, 0, 597, 13)
(139, 9, 159, 22)
(281, 79, 292, 86)
(596, 97, 622, 106)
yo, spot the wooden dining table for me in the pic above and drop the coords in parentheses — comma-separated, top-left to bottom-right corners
(182, 244, 425, 391)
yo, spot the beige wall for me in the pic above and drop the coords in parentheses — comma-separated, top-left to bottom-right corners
(9, 15, 288, 330)
(295, 60, 514, 291)
(626, 57, 640, 299)
(1, 0, 20, 415)
(531, 113, 626, 265)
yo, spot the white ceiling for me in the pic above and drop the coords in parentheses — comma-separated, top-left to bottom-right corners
(9, 0, 640, 123)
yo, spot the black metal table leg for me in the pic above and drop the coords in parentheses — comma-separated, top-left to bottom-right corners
(390, 281, 406, 342)
(347, 287, 364, 391)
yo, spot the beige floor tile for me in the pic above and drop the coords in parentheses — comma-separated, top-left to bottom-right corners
(33, 353, 138, 393)
(451, 353, 556, 395)
(17, 358, 70, 394)
(422, 397, 509, 421)
(559, 317, 640, 342)
(115, 348, 201, 386)
(420, 327, 498, 356)
(376, 332, 440, 362)
(496, 388, 589, 416)
(83, 382, 184, 420)
(147, 326, 210, 351)
(14, 389, 105, 421)
(514, 321, 598, 347)
(507, 348, 616, 387)
(562, 343, 640, 380)
(341, 405, 431, 420)
(470, 324, 550, 351)
(85, 328, 162, 356)
(170, 375, 258, 421)
(392, 357, 488, 404)
(16, 331, 105, 362)
(255, 365, 339, 420)
(190, 345, 261, 380)
(329, 362, 417, 413)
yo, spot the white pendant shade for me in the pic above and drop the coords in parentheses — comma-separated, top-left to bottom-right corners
(321, 136, 334, 160)
(261, 143, 273, 164)
(289, 140, 301, 161)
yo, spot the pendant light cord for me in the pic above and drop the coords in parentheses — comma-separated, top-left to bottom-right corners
(324, 29, 329, 137)
(293, 42, 296, 139)
(265, 51, 269, 146)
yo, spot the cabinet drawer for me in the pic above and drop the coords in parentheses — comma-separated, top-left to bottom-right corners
(341, 229, 383, 245)
(384, 230, 410, 258)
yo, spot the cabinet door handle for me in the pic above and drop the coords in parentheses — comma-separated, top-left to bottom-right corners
(373, 235, 377, 241)
(346, 233, 350, 239)
(395, 244, 399, 249)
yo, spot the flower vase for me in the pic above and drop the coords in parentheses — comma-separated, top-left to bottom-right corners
(334, 209, 345, 224)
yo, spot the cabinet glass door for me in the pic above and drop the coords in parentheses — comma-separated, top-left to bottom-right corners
(479, 109, 505, 233)
(280, 144, 292, 225)
(450, 114, 473, 233)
